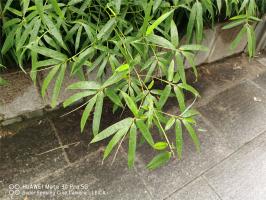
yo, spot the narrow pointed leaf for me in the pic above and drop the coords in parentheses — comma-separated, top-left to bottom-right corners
(175, 119, 183, 159)
(51, 64, 67, 107)
(104, 127, 128, 160)
(93, 91, 104, 136)
(128, 124, 137, 168)
(41, 65, 60, 97)
(80, 96, 97, 132)
(146, 9, 174, 35)
(183, 119, 200, 152)
(153, 142, 168, 150)
(136, 120, 154, 146)
(157, 85, 171, 109)
(121, 91, 139, 117)
(165, 117, 176, 130)
(63, 91, 96, 107)
(91, 118, 133, 143)
(67, 81, 101, 90)
(147, 151, 171, 170)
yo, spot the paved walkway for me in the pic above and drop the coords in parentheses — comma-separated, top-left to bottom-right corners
(1, 53, 266, 200)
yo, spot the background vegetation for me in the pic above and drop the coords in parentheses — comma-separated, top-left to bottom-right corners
(0, 0, 265, 168)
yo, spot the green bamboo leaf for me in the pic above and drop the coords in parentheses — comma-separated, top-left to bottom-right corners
(147, 151, 171, 169)
(1, 29, 16, 55)
(180, 44, 208, 51)
(97, 57, 108, 78)
(144, 60, 157, 83)
(176, 51, 186, 84)
(28, 46, 67, 61)
(136, 120, 154, 146)
(165, 117, 176, 131)
(146, 9, 174, 35)
(174, 86, 186, 112)
(146, 34, 176, 50)
(68, 0, 83, 6)
(43, 15, 67, 50)
(51, 63, 67, 107)
(167, 60, 175, 82)
(182, 51, 198, 78)
(41, 65, 60, 97)
(128, 124, 137, 168)
(29, 18, 41, 43)
(71, 47, 95, 74)
(183, 119, 200, 152)
(181, 109, 200, 118)
(153, 142, 168, 150)
(104, 127, 129, 160)
(229, 15, 246, 20)
(231, 27, 246, 50)
(102, 72, 125, 88)
(170, 20, 179, 47)
(43, 35, 58, 49)
(97, 18, 116, 40)
(93, 91, 104, 136)
(115, 64, 129, 72)
(216, 0, 222, 12)
(22, 0, 30, 15)
(239, 0, 249, 13)
(187, 3, 197, 42)
(178, 83, 199, 97)
(35, 0, 44, 19)
(63, 91, 96, 107)
(246, 25, 255, 57)
(91, 118, 133, 143)
(67, 81, 101, 90)
(7, 7, 22, 17)
(75, 25, 82, 53)
(106, 88, 123, 107)
(36, 59, 61, 68)
(222, 19, 246, 30)
(17, 21, 35, 51)
(152, 0, 162, 13)
(49, 0, 64, 18)
(121, 91, 139, 117)
(3, 18, 21, 29)
(3, 0, 14, 14)
(175, 119, 183, 159)
(157, 85, 171, 109)
(80, 96, 97, 132)
(195, 2, 203, 43)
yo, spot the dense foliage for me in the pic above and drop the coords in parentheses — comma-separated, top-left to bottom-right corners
(0, 0, 265, 168)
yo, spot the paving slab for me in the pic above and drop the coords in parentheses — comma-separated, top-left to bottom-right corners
(127, 130, 192, 200)
(50, 110, 104, 163)
(257, 57, 266, 67)
(0, 119, 67, 199)
(35, 149, 151, 200)
(204, 131, 266, 200)
(129, 110, 232, 199)
(189, 55, 266, 106)
(167, 177, 220, 200)
(199, 81, 266, 150)
(252, 70, 266, 89)
(50, 100, 124, 163)
(177, 116, 233, 177)
(0, 72, 45, 121)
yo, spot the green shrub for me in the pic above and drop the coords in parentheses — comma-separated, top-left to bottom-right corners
(0, 0, 265, 169)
